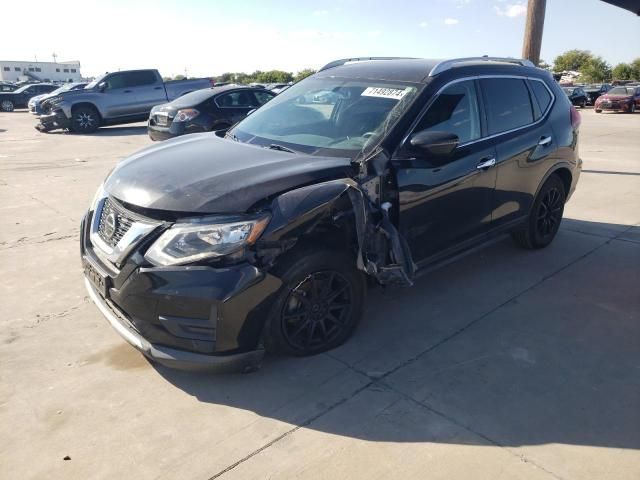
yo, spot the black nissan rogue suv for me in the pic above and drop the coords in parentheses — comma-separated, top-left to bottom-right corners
(81, 57, 582, 372)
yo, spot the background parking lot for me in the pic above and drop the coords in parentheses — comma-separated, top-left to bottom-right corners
(1, 110, 639, 479)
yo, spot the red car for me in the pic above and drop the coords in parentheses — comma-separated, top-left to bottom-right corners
(594, 85, 640, 113)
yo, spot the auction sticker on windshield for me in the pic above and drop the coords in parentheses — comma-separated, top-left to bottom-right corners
(361, 87, 409, 100)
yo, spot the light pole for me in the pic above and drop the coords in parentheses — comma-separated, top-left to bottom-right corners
(522, 0, 547, 65)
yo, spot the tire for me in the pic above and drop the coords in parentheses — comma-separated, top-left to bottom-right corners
(580, 99, 586, 108)
(1, 100, 14, 112)
(70, 105, 100, 133)
(630, 103, 636, 114)
(263, 247, 366, 356)
(595, 109, 602, 113)
(512, 174, 566, 250)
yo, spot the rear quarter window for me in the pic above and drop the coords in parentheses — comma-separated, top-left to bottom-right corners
(529, 80, 553, 114)
(481, 78, 534, 135)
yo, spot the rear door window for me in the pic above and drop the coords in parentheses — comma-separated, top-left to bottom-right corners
(216, 91, 256, 108)
(481, 78, 534, 135)
(127, 71, 158, 87)
(254, 90, 276, 106)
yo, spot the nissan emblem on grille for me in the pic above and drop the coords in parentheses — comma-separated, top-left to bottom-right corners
(98, 198, 135, 248)
(103, 212, 118, 239)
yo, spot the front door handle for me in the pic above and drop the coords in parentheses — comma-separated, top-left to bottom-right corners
(477, 157, 496, 170)
(538, 136, 552, 147)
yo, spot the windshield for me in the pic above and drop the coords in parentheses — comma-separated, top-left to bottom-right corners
(230, 76, 422, 159)
(14, 84, 33, 93)
(562, 88, 574, 95)
(608, 87, 633, 95)
(85, 73, 109, 90)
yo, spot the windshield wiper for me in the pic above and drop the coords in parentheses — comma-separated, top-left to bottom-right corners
(265, 143, 298, 154)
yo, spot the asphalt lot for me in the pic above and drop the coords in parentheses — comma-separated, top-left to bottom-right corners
(1, 109, 639, 480)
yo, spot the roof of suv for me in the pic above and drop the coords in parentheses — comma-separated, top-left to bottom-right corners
(315, 57, 537, 83)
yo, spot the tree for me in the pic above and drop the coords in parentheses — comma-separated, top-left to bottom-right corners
(630, 58, 640, 80)
(294, 68, 316, 82)
(612, 63, 635, 81)
(538, 59, 552, 71)
(255, 70, 293, 84)
(580, 56, 611, 83)
(174, 74, 186, 81)
(553, 49, 593, 72)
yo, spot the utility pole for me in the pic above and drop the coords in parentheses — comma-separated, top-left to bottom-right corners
(52, 53, 58, 63)
(522, 0, 547, 65)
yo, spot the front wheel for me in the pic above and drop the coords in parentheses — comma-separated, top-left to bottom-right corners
(580, 99, 587, 108)
(263, 247, 366, 356)
(595, 109, 602, 113)
(1, 100, 14, 112)
(512, 174, 566, 249)
(630, 103, 636, 114)
(70, 106, 100, 133)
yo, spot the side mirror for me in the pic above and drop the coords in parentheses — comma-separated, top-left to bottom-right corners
(409, 130, 459, 156)
(98, 82, 107, 92)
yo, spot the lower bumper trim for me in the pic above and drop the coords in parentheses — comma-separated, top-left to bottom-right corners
(84, 277, 264, 372)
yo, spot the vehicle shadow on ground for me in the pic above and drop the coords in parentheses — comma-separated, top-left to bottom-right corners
(153, 219, 639, 449)
(44, 126, 148, 137)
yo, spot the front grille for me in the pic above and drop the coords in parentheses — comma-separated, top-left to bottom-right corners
(98, 198, 135, 247)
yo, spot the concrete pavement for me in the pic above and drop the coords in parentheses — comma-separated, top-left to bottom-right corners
(0, 109, 638, 479)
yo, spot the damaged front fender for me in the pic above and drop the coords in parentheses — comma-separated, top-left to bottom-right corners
(255, 178, 416, 287)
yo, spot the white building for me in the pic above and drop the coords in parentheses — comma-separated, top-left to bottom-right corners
(0, 60, 82, 83)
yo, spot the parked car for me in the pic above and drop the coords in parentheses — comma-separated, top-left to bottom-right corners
(81, 56, 581, 371)
(28, 82, 87, 115)
(594, 85, 640, 113)
(0, 82, 18, 92)
(36, 69, 213, 133)
(562, 86, 588, 108)
(148, 85, 275, 141)
(0, 83, 58, 112)
(583, 83, 611, 105)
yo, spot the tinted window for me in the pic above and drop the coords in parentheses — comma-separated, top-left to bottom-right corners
(127, 70, 157, 87)
(481, 78, 534, 135)
(216, 91, 257, 108)
(254, 90, 275, 106)
(530, 80, 552, 114)
(414, 80, 481, 144)
(3, 67, 9, 72)
(105, 73, 127, 89)
(15, 67, 21, 71)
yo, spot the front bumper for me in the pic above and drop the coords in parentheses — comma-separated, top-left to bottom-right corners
(595, 102, 631, 112)
(37, 108, 70, 131)
(81, 210, 282, 372)
(84, 277, 265, 371)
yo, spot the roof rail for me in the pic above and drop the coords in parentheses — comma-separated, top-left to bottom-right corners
(429, 56, 536, 77)
(318, 57, 417, 72)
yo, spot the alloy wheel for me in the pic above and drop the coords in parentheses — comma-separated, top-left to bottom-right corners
(536, 187, 563, 238)
(76, 112, 96, 129)
(1, 100, 14, 112)
(281, 271, 353, 351)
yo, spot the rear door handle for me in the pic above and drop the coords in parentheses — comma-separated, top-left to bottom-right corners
(538, 136, 552, 147)
(476, 157, 496, 170)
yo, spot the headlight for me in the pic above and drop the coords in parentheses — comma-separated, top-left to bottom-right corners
(144, 216, 270, 266)
(173, 108, 199, 122)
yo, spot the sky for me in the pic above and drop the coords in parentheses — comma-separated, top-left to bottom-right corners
(1, 0, 638, 78)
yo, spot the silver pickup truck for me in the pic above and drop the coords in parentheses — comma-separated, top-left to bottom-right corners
(37, 69, 212, 133)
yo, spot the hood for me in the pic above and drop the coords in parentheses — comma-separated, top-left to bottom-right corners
(104, 133, 353, 214)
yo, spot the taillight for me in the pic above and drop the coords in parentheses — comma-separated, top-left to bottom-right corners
(570, 105, 581, 129)
(173, 109, 200, 122)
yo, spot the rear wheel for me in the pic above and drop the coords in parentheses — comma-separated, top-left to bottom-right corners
(595, 109, 602, 113)
(1, 100, 14, 112)
(630, 103, 636, 114)
(263, 247, 366, 356)
(512, 174, 566, 249)
(70, 106, 100, 133)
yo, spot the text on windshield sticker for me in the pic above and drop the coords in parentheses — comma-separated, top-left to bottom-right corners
(361, 87, 408, 100)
